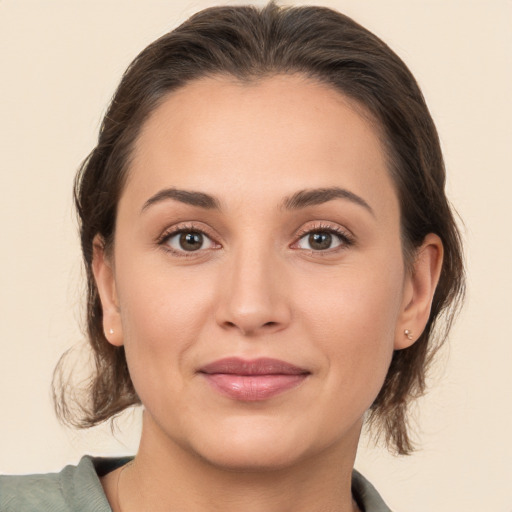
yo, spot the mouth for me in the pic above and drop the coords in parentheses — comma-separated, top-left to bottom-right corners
(198, 357, 310, 401)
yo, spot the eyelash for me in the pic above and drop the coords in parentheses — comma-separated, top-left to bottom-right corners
(157, 222, 354, 258)
(293, 223, 355, 255)
(157, 222, 217, 259)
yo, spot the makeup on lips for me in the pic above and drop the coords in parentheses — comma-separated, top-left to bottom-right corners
(199, 358, 310, 401)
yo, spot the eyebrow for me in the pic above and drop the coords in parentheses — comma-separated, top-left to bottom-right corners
(141, 188, 222, 213)
(281, 187, 374, 216)
(141, 186, 374, 216)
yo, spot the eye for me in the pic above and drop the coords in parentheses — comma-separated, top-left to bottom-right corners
(294, 226, 353, 252)
(163, 228, 218, 254)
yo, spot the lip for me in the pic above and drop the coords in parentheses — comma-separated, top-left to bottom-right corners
(199, 357, 310, 401)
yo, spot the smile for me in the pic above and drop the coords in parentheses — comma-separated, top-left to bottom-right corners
(199, 357, 310, 401)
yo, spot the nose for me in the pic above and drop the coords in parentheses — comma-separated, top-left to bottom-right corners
(215, 245, 292, 337)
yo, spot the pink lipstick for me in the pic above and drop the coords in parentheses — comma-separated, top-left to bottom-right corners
(199, 357, 309, 401)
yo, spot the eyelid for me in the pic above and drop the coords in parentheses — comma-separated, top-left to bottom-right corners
(157, 222, 221, 257)
(291, 222, 355, 252)
(156, 220, 354, 258)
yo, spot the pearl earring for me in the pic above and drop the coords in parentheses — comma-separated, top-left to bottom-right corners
(108, 328, 114, 335)
(404, 329, 413, 340)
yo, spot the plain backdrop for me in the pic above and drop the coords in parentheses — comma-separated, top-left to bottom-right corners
(1, 1, 511, 511)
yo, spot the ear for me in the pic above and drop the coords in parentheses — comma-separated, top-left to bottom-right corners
(92, 234, 123, 347)
(395, 233, 444, 350)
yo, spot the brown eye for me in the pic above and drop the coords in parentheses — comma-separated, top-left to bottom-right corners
(296, 230, 346, 251)
(179, 232, 203, 251)
(308, 232, 332, 250)
(166, 231, 215, 252)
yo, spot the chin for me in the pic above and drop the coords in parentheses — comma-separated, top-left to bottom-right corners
(194, 442, 305, 473)
(181, 417, 325, 473)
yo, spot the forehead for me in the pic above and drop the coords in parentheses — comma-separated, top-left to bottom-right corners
(123, 74, 397, 219)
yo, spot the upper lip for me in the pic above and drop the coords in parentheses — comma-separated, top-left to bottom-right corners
(199, 357, 310, 376)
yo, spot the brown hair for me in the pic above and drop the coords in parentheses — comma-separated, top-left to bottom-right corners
(54, 1, 465, 455)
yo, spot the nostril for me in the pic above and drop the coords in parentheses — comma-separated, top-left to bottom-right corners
(221, 320, 280, 334)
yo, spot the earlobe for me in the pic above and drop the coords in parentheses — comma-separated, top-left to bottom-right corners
(92, 235, 124, 347)
(395, 233, 444, 350)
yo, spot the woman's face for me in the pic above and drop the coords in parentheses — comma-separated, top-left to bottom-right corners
(97, 75, 416, 470)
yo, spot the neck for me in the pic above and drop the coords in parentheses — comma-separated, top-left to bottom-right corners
(117, 412, 361, 512)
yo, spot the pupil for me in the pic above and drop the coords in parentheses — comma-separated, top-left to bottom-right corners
(180, 232, 203, 251)
(309, 232, 332, 250)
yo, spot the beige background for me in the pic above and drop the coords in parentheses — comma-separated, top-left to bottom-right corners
(1, 1, 511, 510)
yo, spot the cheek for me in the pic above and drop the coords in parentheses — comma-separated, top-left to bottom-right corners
(294, 257, 404, 402)
(114, 259, 217, 399)
(116, 247, 216, 337)
(297, 255, 403, 335)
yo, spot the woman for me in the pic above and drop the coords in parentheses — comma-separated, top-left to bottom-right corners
(0, 2, 464, 511)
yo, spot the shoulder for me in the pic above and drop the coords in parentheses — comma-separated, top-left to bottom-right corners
(0, 455, 132, 512)
(352, 469, 393, 512)
(0, 470, 64, 512)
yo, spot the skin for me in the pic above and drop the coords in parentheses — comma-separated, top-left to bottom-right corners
(94, 75, 443, 512)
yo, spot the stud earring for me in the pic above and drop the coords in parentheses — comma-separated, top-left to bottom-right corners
(404, 329, 413, 340)
(108, 328, 114, 335)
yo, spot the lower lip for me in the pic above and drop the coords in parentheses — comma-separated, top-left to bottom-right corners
(202, 373, 308, 401)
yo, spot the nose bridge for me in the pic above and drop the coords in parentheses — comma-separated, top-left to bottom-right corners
(216, 235, 290, 336)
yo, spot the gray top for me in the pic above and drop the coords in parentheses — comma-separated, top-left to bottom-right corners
(0, 456, 392, 511)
